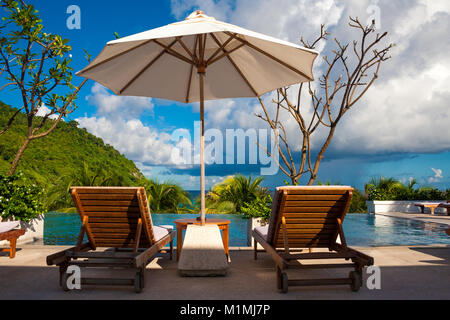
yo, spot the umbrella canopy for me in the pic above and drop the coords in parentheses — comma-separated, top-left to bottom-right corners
(77, 10, 318, 225)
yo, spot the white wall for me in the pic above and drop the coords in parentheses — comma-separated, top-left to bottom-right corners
(366, 201, 448, 214)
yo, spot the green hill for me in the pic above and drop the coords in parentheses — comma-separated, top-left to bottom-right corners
(0, 102, 144, 187)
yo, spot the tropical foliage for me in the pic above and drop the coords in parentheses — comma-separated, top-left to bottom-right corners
(0, 103, 144, 212)
(347, 188, 367, 213)
(44, 162, 129, 212)
(241, 194, 272, 221)
(0, 104, 143, 183)
(0, 171, 45, 222)
(142, 179, 192, 213)
(206, 175, 269, 214)
(365, 177, 449, 201)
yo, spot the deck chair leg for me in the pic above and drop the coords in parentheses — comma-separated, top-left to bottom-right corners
(59, 263, 68, 287)
(9, 237, 17, 259)
(276, 266, 282, 289)
(254, 240, 258, 260)
(140, 267, 145, 287)
(276, 265, 288, 293)
(170, 239, 174, 260)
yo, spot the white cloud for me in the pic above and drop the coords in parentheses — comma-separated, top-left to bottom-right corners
(170, 0, 450, 157)
(36, 105, 62, 121)
(76, 115, 175, 165)
(77, 84, 179, 167)
(428, 167, 443, 183)
(86, 83, 154, 119)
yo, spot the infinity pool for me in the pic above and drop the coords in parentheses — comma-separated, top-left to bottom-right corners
(43, 213, 450, 247)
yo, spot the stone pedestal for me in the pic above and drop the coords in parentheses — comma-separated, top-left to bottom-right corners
(178, 225, 229, 277)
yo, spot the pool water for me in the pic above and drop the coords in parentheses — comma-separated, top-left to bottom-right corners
(43, 213, 450, 247)
(44, 213, 248, 247)
(343, 214, 450, 246)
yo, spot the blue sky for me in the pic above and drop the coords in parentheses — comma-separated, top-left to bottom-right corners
(1, 0, 449, 191)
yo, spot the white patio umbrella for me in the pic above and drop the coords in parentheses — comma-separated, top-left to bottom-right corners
(77, 10, 318, 225)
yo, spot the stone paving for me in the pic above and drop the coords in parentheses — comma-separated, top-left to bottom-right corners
(0, 244, 449, 300)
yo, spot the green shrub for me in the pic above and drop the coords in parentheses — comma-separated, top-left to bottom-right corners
(348, 189, 367, 213)
(241, 194, 272, 221)
(366, 177, 448, 201)
(0, 172, 45, 222)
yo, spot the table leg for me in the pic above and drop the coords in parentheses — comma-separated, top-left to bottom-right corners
(223, 226, 229, 260)
(430, 207, 435, 215)
(176, 227, 183, 262)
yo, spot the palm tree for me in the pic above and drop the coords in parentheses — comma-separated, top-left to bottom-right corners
(406, 178, 417, 193)
(207, 174, 267, 213)
(45, 162, 124, 212)
(364, 177, 404, 193)
(142, 178, 192, 213)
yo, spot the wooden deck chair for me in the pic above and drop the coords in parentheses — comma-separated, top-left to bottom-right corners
(0, 222, 25, 259)
(47, 187, 176, 293)
(252, 186, 374, 293)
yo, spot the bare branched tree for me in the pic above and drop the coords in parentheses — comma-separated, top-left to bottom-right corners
(257, 17, 394, 185)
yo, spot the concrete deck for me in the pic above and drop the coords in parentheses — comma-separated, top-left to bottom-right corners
(1, 244, 449, 300)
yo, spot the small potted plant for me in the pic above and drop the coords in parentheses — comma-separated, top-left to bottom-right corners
(241, 194, 272, 247)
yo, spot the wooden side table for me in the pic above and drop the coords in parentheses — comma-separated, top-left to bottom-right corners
(174, 218, 230, 261)
(414, 203, 441, 215)
(0, 229, 25, 259)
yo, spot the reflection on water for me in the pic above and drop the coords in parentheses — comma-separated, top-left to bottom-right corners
(44, 212, 450, 247)
(44, 213, 248, 246)
(343, 214, 450, 247)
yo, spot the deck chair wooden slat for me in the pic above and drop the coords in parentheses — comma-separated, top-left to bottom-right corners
(252, 186, 374, 293)
(47, 186, 175, 293)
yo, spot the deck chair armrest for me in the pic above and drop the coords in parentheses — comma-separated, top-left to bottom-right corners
(252, 230, 287, 269)
(134, 230, 176, 268)
(331, 243, 374, 266)
(46, 242, 92, 266)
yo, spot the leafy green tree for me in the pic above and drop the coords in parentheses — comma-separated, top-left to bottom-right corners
(0, 171, 44, 221)
(0, 0, 88, 175)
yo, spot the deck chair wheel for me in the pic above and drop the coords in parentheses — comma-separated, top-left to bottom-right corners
(280, 272, 289, 293)
(349, 271, 362, 292)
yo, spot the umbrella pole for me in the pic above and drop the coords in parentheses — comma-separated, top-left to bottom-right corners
(199, 70, 206, 226)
